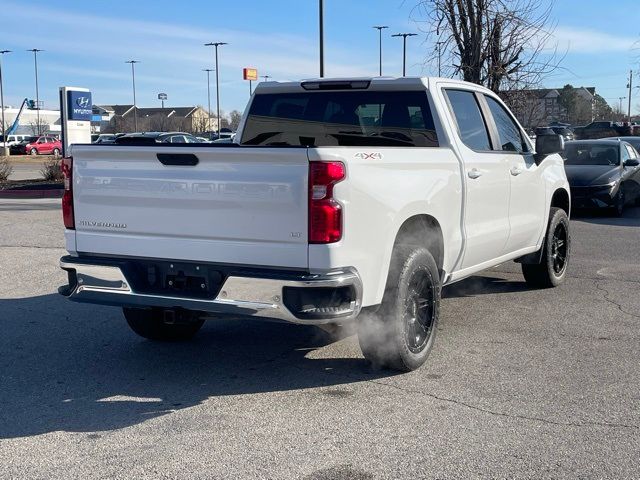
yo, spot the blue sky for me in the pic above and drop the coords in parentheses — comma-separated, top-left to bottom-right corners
(1, 0, 639, 115)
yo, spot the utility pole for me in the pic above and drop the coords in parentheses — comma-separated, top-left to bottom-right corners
(627, 70, 633, 124)
(203, 69, 213, 133)
(392, 33, 417, 77)
(0, 50, 10, 155)
(319, 0, 324, 77)
(373, 26, 388, 76)
(27, 49, 43, 134)
(205, 42, 227, 138)
(436, 41, 445, 77)
(125, 60, 139, 132)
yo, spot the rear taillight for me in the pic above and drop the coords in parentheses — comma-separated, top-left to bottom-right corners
(309, 161, 345, 244)
(61, 156, 74, 229)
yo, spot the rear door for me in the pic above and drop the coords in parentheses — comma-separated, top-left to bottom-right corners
(71, 145, 310, 268)
(443, 88, 511, 269)
(482, 94, 546, 252)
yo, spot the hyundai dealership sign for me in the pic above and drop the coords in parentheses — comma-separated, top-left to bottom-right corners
(67, 90, 93, 121)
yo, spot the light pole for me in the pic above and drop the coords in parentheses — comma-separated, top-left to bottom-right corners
(618, 97, 626, 118)
(205, 42, 227, 138)
(261, 75, 271, 82)
(0, 50, 10, 154)
(627, 70, 633, 124)
(392, 33, 417, 77)
(203, 69, 213, 134)
(373, 26, 388, 76)
(125, 60, 139, 132)
(319, 0, 324, 77)
(27, 49, 43, 134)
(436, 41, 445, 77)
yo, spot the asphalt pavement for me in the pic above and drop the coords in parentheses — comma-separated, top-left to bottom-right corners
(0, 199, 639, 479)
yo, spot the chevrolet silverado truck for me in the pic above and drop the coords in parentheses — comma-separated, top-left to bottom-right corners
(59, 77, 571, 372)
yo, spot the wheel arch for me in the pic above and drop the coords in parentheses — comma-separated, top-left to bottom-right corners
(391, 214, 445, 274)
(550, 188, 570, 217)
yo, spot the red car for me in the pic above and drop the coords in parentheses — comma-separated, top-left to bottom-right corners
(13, 135, 62, 156)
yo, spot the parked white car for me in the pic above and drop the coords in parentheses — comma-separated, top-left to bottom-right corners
(1, 134, 33, 148)
(58, 77, 570, 371)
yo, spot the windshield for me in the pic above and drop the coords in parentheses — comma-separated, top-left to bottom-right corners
(564, 144, 620, 166)
(241, 90, 439, 147)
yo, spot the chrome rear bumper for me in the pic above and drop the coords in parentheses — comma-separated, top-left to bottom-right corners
(59, 256, 362, 325)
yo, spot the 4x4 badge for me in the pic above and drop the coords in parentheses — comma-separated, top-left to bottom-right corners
(354, 152, 383, 160)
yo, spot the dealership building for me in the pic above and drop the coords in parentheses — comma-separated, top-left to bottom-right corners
(0, 106, 61, 135)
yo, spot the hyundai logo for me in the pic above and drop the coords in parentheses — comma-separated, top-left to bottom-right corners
(76, 97, 90, 108)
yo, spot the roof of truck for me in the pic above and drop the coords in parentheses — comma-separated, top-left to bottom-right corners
(253, 76, 481, 94)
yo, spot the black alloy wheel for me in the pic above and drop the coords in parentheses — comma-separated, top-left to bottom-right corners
(550, 222, 568, 276)
(403, 269, 436, 354)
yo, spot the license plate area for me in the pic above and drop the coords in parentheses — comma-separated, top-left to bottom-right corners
(125, 260, 225, 300)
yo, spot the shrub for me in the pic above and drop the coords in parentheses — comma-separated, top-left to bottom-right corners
(40, 158, 63, 181)
(0, 158, 13, 182)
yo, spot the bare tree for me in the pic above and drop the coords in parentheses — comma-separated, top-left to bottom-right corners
(413, 0, 561, 93)
(28, 118, 49, 136)
(228, 110, 243, 131)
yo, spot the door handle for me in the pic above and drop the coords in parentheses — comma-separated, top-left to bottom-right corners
(510, 166, 524, 176)
(468, 168, 482, 179)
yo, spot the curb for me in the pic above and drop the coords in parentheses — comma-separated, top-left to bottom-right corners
(0, 189, 63, 199)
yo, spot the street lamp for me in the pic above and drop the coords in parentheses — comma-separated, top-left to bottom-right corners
(205, 42, 227, 139)
(27, 49, 43, 134)
(436, 41, 445, 77)
(0, 50, 10, 154)
(391, 33, 417, 77)
(203, 69, 213, 134)
(618, 97, 626, 117)
(125, 60, 140, 132)
(261, 75, 271, 82)
(373, 26, 388, 76)
(319, 0, 324, 77)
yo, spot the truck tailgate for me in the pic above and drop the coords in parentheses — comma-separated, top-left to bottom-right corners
(71, 145, 309, 269)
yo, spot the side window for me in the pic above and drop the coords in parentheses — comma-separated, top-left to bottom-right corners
(171, 136, 186, 143)
(621, 145, 630, 163)
(484, 96, 527, 153)
(624, 144, 636, 160)
(445, 90, 492, 151)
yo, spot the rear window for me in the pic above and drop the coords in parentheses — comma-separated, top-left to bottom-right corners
(241, 90, 438, 147)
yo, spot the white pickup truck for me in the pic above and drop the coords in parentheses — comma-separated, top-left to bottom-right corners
(59, 77, 570, 371)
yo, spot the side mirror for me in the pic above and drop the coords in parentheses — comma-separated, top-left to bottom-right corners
(535, 134, 564, 165)
(624, 158, 640, 167)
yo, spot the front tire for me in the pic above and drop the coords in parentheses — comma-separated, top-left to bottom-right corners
(358, 247, 440, 372)
(52, 148, 60, 157)
(30, 148, 38, 156)
(610, 189, 624, 217)
(522, 207, 570, 288)
(123, 307, 204, 341)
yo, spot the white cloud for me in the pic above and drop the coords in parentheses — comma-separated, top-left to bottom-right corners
(552, 26, 637, 54)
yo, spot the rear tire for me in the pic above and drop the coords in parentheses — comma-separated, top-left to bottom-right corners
(123, 307, 204, 341)
(358, 247, 440, 372)
(522, 207, 570, 288)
